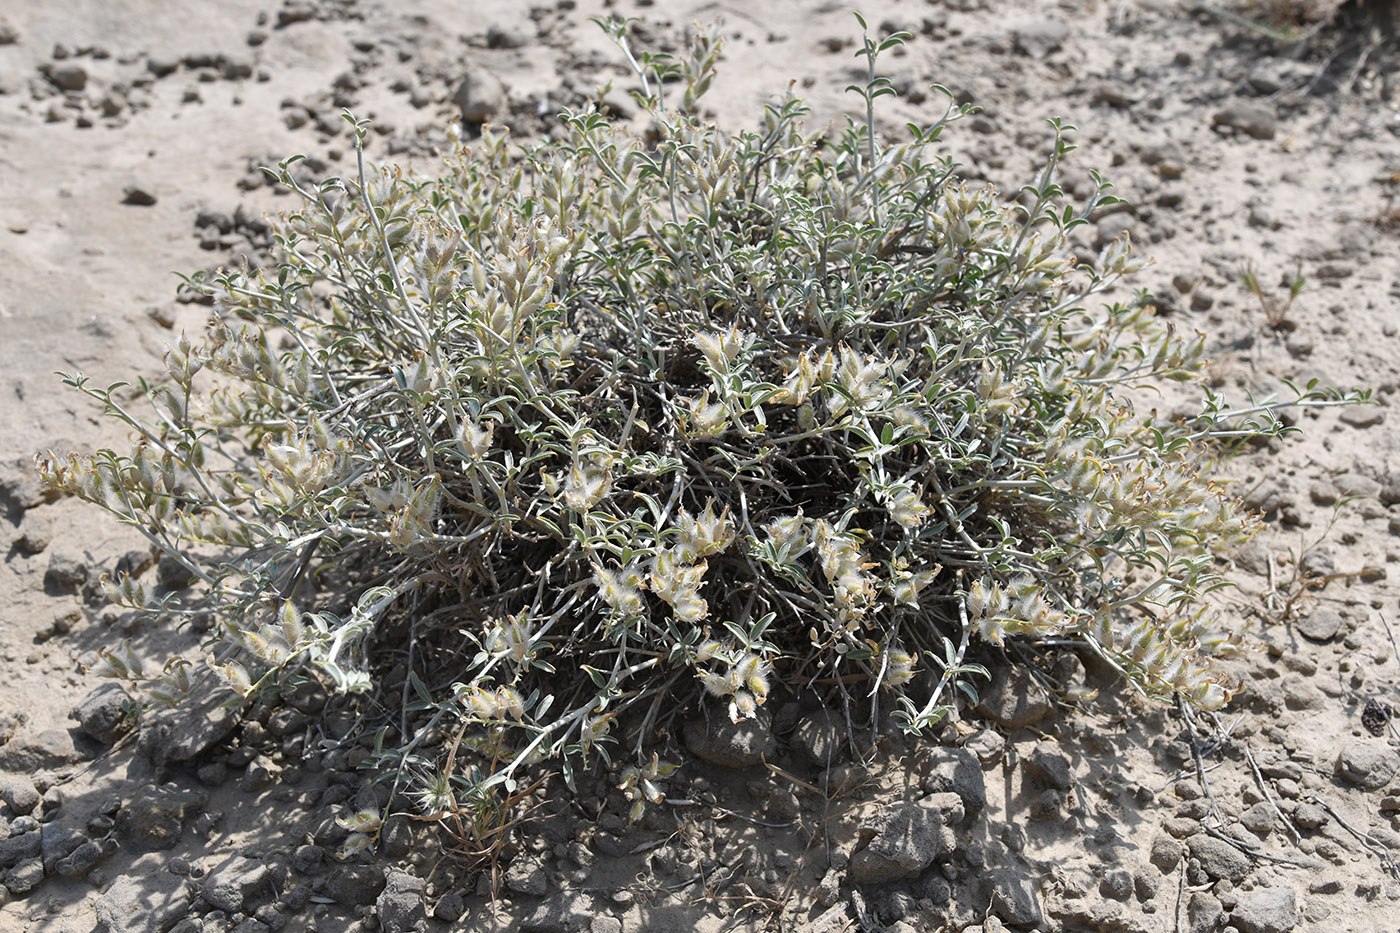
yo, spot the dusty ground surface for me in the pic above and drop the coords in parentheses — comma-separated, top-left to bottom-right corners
(2, 0, 1400, 931)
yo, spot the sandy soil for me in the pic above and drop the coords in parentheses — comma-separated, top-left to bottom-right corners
(1, 1, 1399, 931)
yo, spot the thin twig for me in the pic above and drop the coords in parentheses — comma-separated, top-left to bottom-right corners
(1202, 825, 1323, 870)
(1265, 549, 1278, 615)
(1223, 718, 1302, 845)
(1311, 797, 1400, 877)
(1378, 613, 1400, 672)
(1339, 28, 1381, 95)
(765, 758, 825, 797)
(1173, 860, 1186, 933)
(1178, 698, 1223, 825)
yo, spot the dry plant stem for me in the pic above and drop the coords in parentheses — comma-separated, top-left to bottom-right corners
(1378, 613, 1400, 672)
(765, 758, 824, 798)
(1244, 741, 1303, 844)
(54, 730, 140, 785)
(1192, 1, 1327, 42)
(1178, 698, 1224, 823)
(1201, 825, 1323, 870)
(1310, 797, 1400, 878)
(1265, 549, 1278, 615)
(1173, 861, 1187, 933)
(1214, 710, 1303, 844)
(1339, 27, 1381, 94)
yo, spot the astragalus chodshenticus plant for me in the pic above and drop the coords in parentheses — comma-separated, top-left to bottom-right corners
(42, 15, 1365, 849)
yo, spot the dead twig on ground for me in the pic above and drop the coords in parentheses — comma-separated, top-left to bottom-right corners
(1202, 824, 1325, 870)
(1311, 797, 1400, 878)
(1178, 698, 1224, 825)
(1215, 713, 1304, 845)
(1173, 860, 1187, 933)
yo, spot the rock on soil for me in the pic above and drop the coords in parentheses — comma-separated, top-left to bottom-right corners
(43, 63, 88, 91)
(1339, 406, 1384, 428)
(974, 667, 1054, 730)
(791, 709, 847, 766)
(505, 855, 550, 896)
(137, 686, 244, 765)
(848, 792, 962, 883)
(1241, 801, 1276, 835)
(919, 746, 986, 816)
(452, 66, 506, 123)
(1295, 605, 1343, 642)
(1150, 835, 1183, 871)
(44, 547, 89, 589)
(202, 855, 270, 912)
(1189, 892, 1224, 933)
(1212, 101, 1277, 139)
(94, 870, 189, 933)
(54, 838, 114, 878)
(1232, 886, 1298, 933)
(117, 784, 207, 851)
(683, 709, 775, 768)
(0, 456, 60, 514)
(121, 183, 159, 206)
(434, 890, 467, 921)
(1292, 802, 1328, 830)
(40, 823, 87, 872)
(4, 857, 44, 894)
(0, 830, 41, 870)
(1337, 742, 1400, 789)
(325, 863, 386, 906)
(519, 890, 594, 933)
(1023, 745, 1073, 789)
(964, 728, 1004, 764)
(377, 869, 427, 931)
(1, 777, 41, 815)
(983, 867, 1044, 929)
(1012, 21, 1069, 59)
(71, 682, 132, 745)
(1186, 833, 1251, 883)
(0, 726, 81, 772)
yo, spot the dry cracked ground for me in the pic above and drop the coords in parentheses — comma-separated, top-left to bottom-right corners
(2, 0, 1400, 932)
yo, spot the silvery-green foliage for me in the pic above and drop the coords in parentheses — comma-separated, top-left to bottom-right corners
(42, 18, 1365, 838)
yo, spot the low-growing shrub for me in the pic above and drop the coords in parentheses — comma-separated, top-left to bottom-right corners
(41, 17, 1362, 853)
